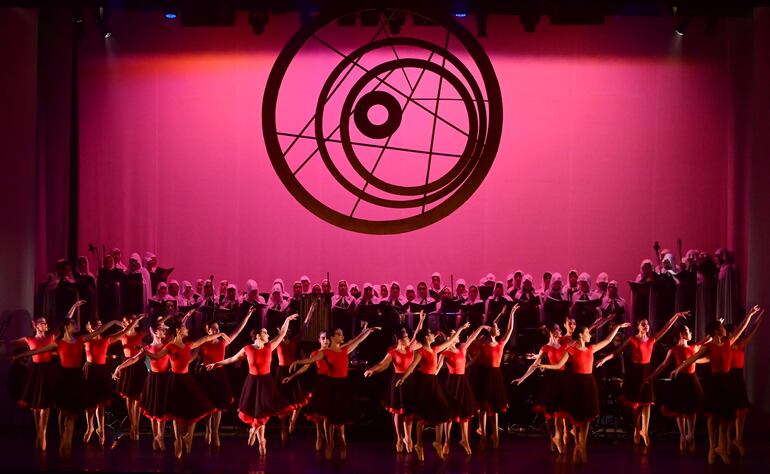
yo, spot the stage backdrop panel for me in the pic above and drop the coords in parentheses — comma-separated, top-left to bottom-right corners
(78, 12, 743, 293)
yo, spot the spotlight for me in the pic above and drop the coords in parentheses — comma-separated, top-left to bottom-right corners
(249, 11, 268, 35)
(97, 5, 112, 39)
(455, 13, 467, 18)
(388, 10, 405, 35)
(520, 14, 539, 33)
(164, 11, 178, 20)
(360, 10, 379, 27)
(476, 12, 488, 37)
(337, 14, 356, 27)
(675, 17, 690, 36)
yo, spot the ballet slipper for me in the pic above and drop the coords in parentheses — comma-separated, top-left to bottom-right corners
(395, 437, 403, 453)
(403, 436, 413, 453)
(83, 425, 94, 443)
(204, 428, 212, 445)
(679, 435, 687, 453)
(708, 448, 717, 464)
(259, 438, 267, 456)
(640, 430, 650, 447)
(687, 436, 695, 453)
(174, 439, 183, 459)
(715, 447, 730, 464)
(732, 440, 745, 456)
(289, 417, 297, 434)
(97, 427, 106, 446)
(315, 435, 324, 451)
(324, 443, 334, 461)
(551, 434, 563, 454)
(152, 437, 159, 451)
(183, 432, 193, 454)
(339, 439, 347, 460)
(442, 442, 450, 457)
(213, 432, 221, 448)
(433, 440, 445, 459)
(633, 427, 640, 445)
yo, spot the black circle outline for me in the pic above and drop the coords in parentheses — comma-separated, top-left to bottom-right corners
(352, 90, 402, 139)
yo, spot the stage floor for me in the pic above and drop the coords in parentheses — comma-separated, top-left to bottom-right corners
(0, 428, 767, 473)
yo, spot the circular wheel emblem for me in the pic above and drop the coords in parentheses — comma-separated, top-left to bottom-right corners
(263, 2, 503, 234)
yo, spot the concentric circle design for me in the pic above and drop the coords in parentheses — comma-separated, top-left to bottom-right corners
(262, 2, 503, 234)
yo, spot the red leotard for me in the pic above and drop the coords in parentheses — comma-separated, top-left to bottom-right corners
(481, 342, 504, 368)
(166, 342, 193, 374)
(146, 344, 170, 372)
(541, 343, 568, 370)
(312, 350, 329, 376)
(200, 338, 227, 365)
(85, 336, 110, 364)
(57, 337, 84, 369)
(558, 335, 573, 347)
(417, 346, 439, 374)
(670, 345, 697, 374)
(24, 335, 55, 363)
(244, 344, 272, 375)
(322, 347, 349, 378)
(388, 346, 414, 374)
(706, 341, 732, 374)
(443, 346, 467, 375)
(567, 345, 596, 374)
(277, 338, 298, 366)
(120, 332, 145, 358)
(731, 346, 745, 369)
(628, 336, 656, 364)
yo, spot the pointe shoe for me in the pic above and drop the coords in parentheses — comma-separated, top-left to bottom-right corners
(289, 418, 297, 434)
(550, 435, 563, 454)
(174, 439, 183, 459)
(404, 437, 413, 454)
(315, 436, 324, 451)
(183, 433, 193, 454)
(633, 427, 640, 445)
(415, 444, 425, 462)
(476, 427, 483, 436)
(395, 438, 403, 453)
(158, 437, 166, 452)
(40, 436, 47, 452)
(433, 441, 445, 459)
(708, 449, 717, 464)
(640, 430, 650, 447)
(97, 428, 106, 446)
(491, 433, 500, 449)
(152, 437, 159, 451)
(732, 440, 745, 456)
(687, 436, 695, 453)
(715, 447, 730, 464)
(340, 441, 347, 460)
(248, 428, 257, 447)
(205, 429, 212, 445)
(259, 439, 267, 456)
(679, 435, 687, 453)
(460, 439, 472, 456)
(213, 433, 221, 448)
(83, 426, 94, 443)
(443, 442, 450, 457)
(325, 444, 334, 461)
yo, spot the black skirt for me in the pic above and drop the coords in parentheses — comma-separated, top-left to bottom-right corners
(470, 365, 509, 414)
(305, 375, 329, 422)
(563, 373, 600, 425)
(54, 367, 86, 415)
(18, 361, 56, 410)
(383, 372, 415, 416)
(197, 367, 234, 410)
(729, 368, 750, 414)
(139, 371, 169, 420)
(532, 370, 566, 419)
(704, 372, 736, 421)
(238, 374, 292, 427)
(316, 376, 359, 425)
(83, 362, 114, 408)
(274, 365, 310, 410)
(444, 373, 478, 422)
(620, 362, 654, 409)
(116, 361, 148, 399)
(164, 372, 215, 423)
(661, 372, 704, 417)
(406, 372, 460, 424)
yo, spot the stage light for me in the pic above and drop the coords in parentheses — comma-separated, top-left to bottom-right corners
(360, 10, 380, 27)
(455, 13, 467, 18)
(164, 12, 178, 20)
(388, 10, 405, 35)
(97, 5, 112, 39)
(249, 11, 268, 35)
(675, 17, 690, 36)
(476, 12, 488, 37)
(520, 14, 539, 33)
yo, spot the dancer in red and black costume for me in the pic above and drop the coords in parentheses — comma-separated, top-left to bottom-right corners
(206, 314, 298, 456)
(83, 313, 144, 445)
(281, 328, 330, 451)
(671, 306, 760, 464)
(5, 315, 55, 451)
(513, 323, 570, 453)
(471, 304, 518, 449)
(197, 307, 255, 446)
(12, 303, 125, 458)
(596, 311, 688, 446)
(537, 322, 631, 464)
(395, 324, 468, 461)
(145, 320, 224, 458)
(275, 303, 316, 441)
(364, 311, 426, 454)
(115, 314, 150, 441)
(113, 320, 171, 451)
(290, 324, 380, 460)
(646, 324, 710, 452)
(726, 307, 764, 456)
(440, 323, 489, 456)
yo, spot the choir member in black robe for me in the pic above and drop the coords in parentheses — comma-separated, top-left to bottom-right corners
(75, 256, 97, 322)
(97, 255, 123, 321)
(716, 249, 741, 325)
(429, 272, 443, 300)
(300, 276, 311, 295)
(462, 284, 486, 328)
(53, 259, 79, 325)
(485, 282, 513, 327)
(565, 270, 579, 302)
(331, 280, 356, 338)
(111, 248, 127, 272)
(593, 272, 610, 300)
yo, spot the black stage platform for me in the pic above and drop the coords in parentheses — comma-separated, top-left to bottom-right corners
(0, 428, 767, 474)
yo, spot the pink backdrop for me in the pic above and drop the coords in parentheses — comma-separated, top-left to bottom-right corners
(78, 12, 740, 293)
